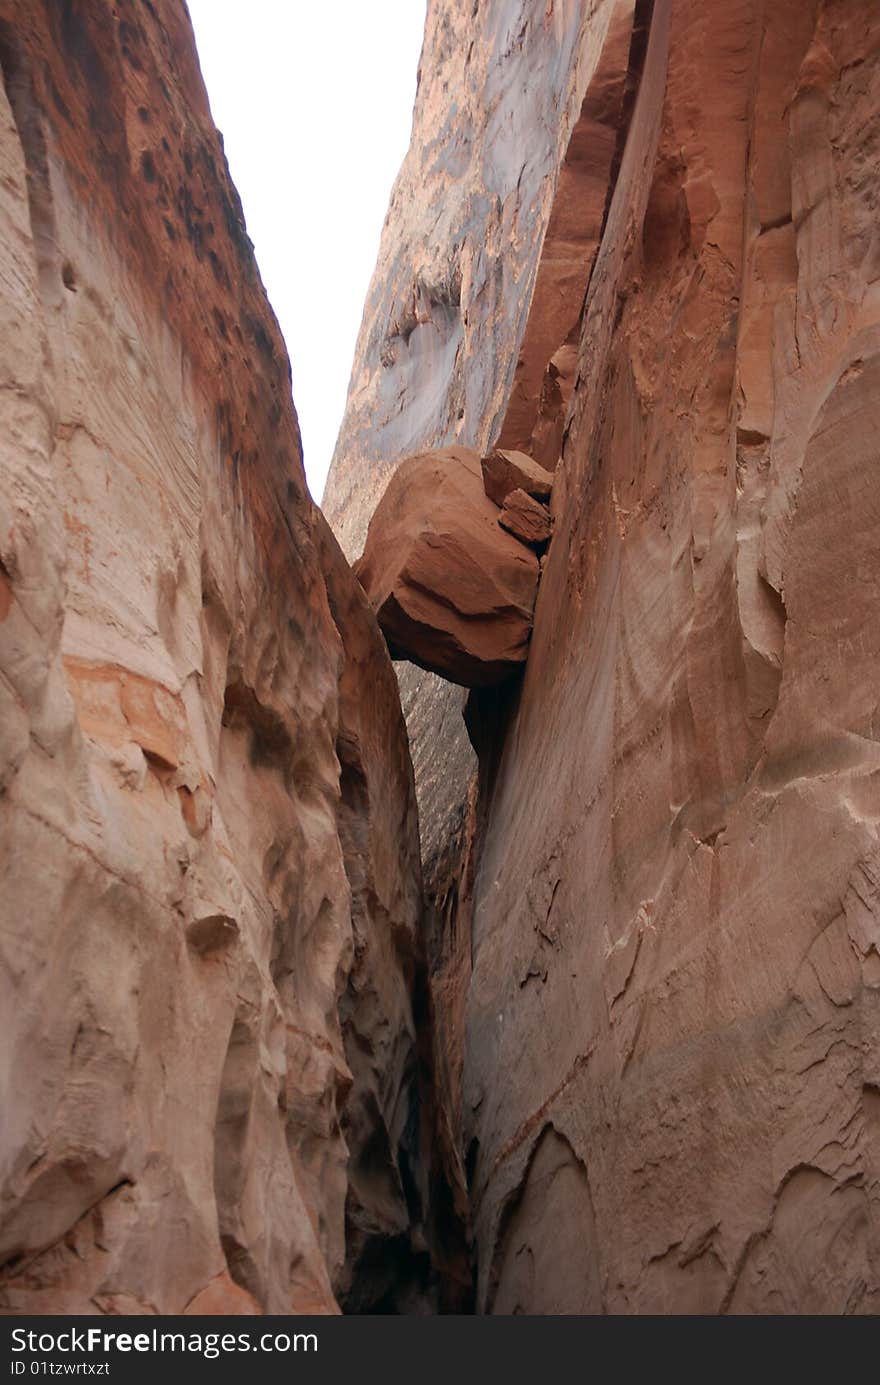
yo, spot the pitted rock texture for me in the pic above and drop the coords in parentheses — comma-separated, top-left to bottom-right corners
(355, 448, 539, 689)
(464, 0, 880, 1315)
(0, 0, 432, 1316)
(331, 0, 880, 1315)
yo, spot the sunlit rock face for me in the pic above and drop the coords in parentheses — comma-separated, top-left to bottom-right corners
(0, 0, 434, 1315)
(331, 0, 880, 1314)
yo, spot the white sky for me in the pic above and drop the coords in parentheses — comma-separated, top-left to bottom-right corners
(186, 1, 426, 502)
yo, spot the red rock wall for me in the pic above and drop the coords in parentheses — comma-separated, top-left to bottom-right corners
(0, 0, 431, 1314)
(333, 0, 880, 1312)
(4, 0, 879, 1318)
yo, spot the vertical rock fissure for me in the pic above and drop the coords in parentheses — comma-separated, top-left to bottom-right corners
(213, 1014, 263, 1303)
(0, 20, 60, 314)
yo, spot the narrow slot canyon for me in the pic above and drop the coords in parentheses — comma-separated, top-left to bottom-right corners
(1, 0, 880, 1318)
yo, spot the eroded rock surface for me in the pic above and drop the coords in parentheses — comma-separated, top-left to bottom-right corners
(497, 490, 552, 551)
(465, 0, 880, 1316)
(355, 449, 539, 689)
(481, 449, 554, 509)
(0, 0, 438, 1315)
(323, 0, 633, 882)
(5, 0, 880, 1320)
(331, 0, 880, 1315)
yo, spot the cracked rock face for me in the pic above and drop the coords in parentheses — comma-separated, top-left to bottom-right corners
(0, 0, 432, 1315)
(480, 449, 554, 509)
(496, 490, 552, 551)
(355, 448, 539, 688)
(331, 0, 880, 1314)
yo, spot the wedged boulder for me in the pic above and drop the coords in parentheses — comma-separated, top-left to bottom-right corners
(355, 448, 539, 687)
(481, 448, 554, 507)
(498, 489, 552, 550)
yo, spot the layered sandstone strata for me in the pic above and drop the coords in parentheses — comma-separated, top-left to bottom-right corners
(0, 0, 436, 1315)
(480, 450, 554, 509)
(332, 0, 880, 1314)
(355, 448, 539, 688)
(496, 489, 552, 551)
(4, 0, 880, 1320)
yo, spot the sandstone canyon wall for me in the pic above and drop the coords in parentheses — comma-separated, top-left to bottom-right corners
(2, 0, 880, 1319)
(324, 0, 627, 881)
(0, 0, 443, 1315)
(329, 0, 880, 1313)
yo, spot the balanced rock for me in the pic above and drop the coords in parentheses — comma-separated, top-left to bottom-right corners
(355, 448, 539, 687)
(481, 448, 554, 508)
(498, 489, 552, 550)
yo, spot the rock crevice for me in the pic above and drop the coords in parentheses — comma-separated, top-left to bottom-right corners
(329, 0, 880, 1316)
(3, 0, 880, 1319)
